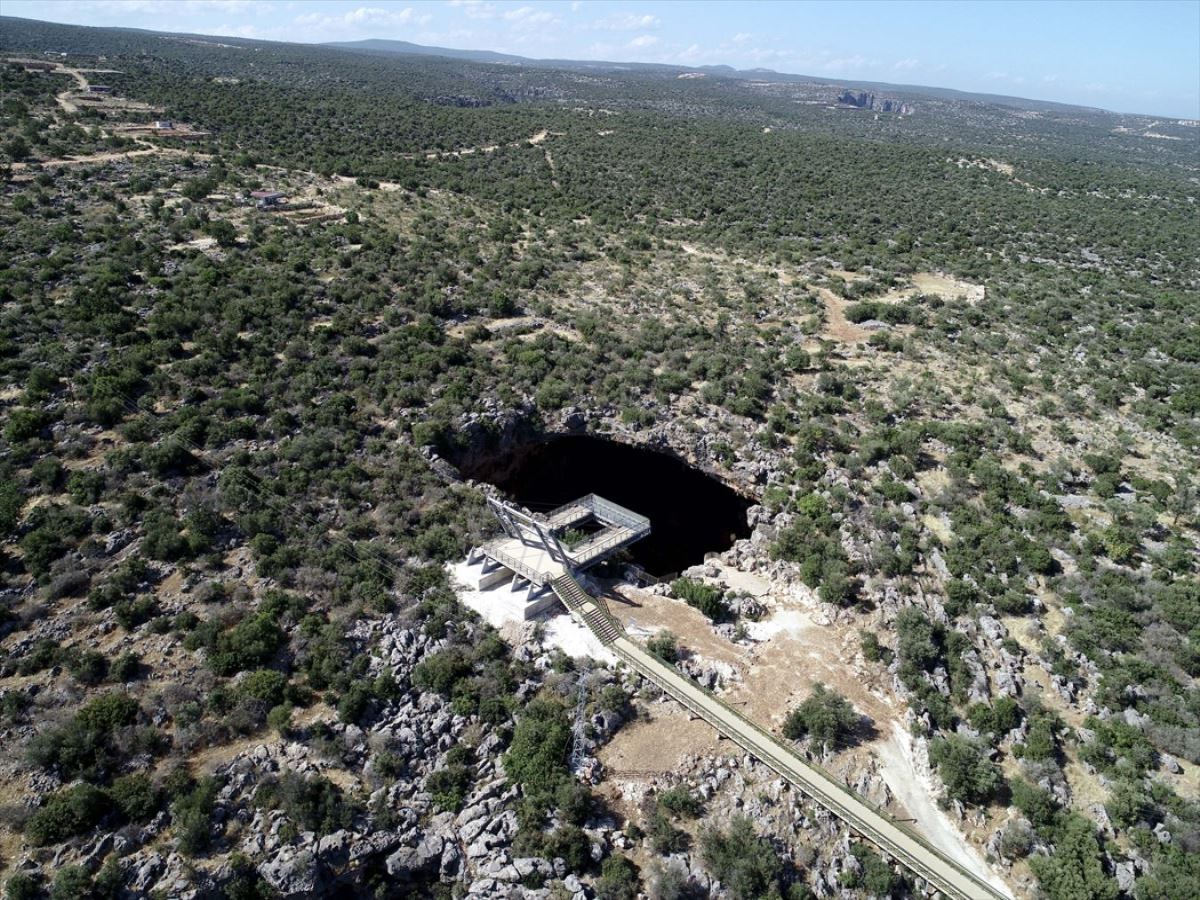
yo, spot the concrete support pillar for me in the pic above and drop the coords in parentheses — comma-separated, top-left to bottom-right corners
(478, 566, 514, 590)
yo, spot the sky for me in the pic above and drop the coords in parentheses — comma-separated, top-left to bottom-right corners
(5, 0, 1199, 118)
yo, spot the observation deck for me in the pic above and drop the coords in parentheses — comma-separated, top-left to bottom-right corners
(467, 495, 650, 613)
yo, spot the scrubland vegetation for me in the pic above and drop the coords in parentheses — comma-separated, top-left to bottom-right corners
(0, 12, 1197, 900)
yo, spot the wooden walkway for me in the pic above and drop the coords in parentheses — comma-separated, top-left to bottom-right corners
(550, 574, 1010, 900)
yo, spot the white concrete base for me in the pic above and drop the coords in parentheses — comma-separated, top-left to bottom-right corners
(446, 560, 616, 664)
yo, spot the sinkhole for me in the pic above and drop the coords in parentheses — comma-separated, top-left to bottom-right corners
(459, 434, 754, 577)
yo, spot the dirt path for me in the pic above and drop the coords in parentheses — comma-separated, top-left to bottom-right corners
(814, 285, 870, 343)
(874, 722, 1010, 894)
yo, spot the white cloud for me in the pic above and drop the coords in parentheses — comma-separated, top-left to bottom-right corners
(447, 0, 498, 20)
(893, 57, 920, 72)
(503, 5, 559, 28)
(591, 11, 660, 31)
(626, 33, 658, 49)
(65, 0, 274, 14)
(293, 5, 431, 37)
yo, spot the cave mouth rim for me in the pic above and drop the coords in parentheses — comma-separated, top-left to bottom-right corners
(455, 431, 756, 578)
(454, 429, 760, 502)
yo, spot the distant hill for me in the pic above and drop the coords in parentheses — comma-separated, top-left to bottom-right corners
(322, 39, 530, 66)
(323, 37, 1103, 115)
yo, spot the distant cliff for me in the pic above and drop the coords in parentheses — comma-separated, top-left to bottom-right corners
(838, 89, 913, 115)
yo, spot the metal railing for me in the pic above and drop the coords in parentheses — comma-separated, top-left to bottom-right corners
(547, 494, 651, 536)
(554, 574, 1008, 900)
(483, 543, 556, 586)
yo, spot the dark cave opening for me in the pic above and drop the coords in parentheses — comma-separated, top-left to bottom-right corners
(459, 435, 754, 577)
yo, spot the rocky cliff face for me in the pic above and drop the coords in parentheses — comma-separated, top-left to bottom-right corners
(838, 89, 913, 115)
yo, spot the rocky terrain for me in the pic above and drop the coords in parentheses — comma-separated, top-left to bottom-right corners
(1, 14, 1197, 900)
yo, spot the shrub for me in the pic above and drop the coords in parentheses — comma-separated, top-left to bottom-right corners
(426, 759, 474, 812)
(595, 855, 641, 900)
(646, 806, 688, 853)
(412, 647, 473, 697)
(173, 777, 220, 855)
(66, 470, 105, 505)
(5, 408, 49, 443)
(1028, 814, 1117, 900)
(542, 823, 593, 873)
(25, 783, 109, 845)
(207, 613, 285, 676)
(503, 698, 571, 803)
(0, 480, 23, 537)
(337, 682, 374, 725)
(842, 843, 905, 897)
(1010, 779, 1059, 833)
(109, 651, 141, 682)
(109, 773, 161, 822)
(67, 650, 109, 685)
(860, 630, 893, 664)
(4, 874, 39, 900)
(257, 772, 359, 837)
(670, 578, 729, 622)
(50, 867, 92, 900)
(782, 683, 860, 751)
(1136, 846, 1200, 900)
(646, 630, 679, 664)
(267, 704, 294, 737)
(998, 819, 1034, 859)
(966, 697, 1022, 739)
(114, 595, 160, 631)
(237, 669, 289, 707)
(657, 785, 702, 818)
(699, 816, 783, 900)
(928, 735, 1003, 806)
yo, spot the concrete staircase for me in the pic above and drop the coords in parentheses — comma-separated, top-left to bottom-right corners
(551, 574, 624, 645)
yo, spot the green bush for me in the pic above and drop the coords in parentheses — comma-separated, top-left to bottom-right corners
(928, 735, 1003, 806)
(206, 612, 285, 676)
(0, 480, 23, 537)
(860, 630, 893, 664)
(109, 773, 162, 822)
(657, 785, 702, 818)
(27, 692, 141, 781)
(4, 873, 39, 900)
(966, 697, 1022, 739)
(257, 772, 360, 837)
(109, 651, 141, 682)
(25, 783, 109, 845)
(50, 867, 92, 900)
(1028, 814, 1117, 900)
(237, 669, 289, 707)
(503, 698, 571, 803)
(699, 816, 783, 900)
(426, 757, 474, 812)
(66, 470, 105, 505)
(646, 806, 688, 853)
(646, 630, 679, 664)
(782, 683, 861, 751)
(595, 855, 640, 900)
(5, 408, 49, 442)
(842, 843, 905, 897)
(173, 777, 221, 856)
(670, 578, 729, 622)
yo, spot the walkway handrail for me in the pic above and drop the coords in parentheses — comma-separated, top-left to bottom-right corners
(550, 575, 1009, 900)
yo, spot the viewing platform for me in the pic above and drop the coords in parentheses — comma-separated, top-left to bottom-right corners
(466, 494, 650, 616)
